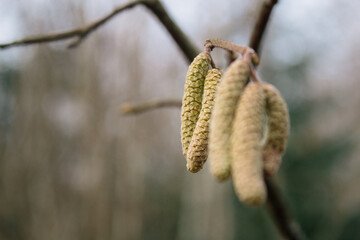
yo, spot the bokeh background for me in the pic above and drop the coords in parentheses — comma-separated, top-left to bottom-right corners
(1, 0, 360, 239)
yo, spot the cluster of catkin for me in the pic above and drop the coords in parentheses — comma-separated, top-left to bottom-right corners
(181, 49, 290, 206)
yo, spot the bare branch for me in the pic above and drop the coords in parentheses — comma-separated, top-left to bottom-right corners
(0, 29, 82, 49)
(142, 0, 199, 62)
(204, 39, 260, 66)
(0, 1, 141, 49)
(0, 0, 199, 62)
(120, 99, 182, 115)
(205, 38, 249, 55)
(68, 1, 142, 48)
(249, 0, 278, 54)
(265, 179, 308, 240)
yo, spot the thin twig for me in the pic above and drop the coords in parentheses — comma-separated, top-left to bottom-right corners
(205, 38, 248, 56)
(249, 62, 261, 83)
(120, 100, 182, 115)
(0, 1, 141, 49)
(204, 38, 260, 66)
(0, 0, 199, 62)
(68, 1, 142, 48)
(204, 49, 216, 68)
(249, 0, 278, 54)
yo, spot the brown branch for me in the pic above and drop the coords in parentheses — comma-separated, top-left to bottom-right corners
(142, 0, 199, 62)
(204, 38, 260, 66)
(266, 179, 308, 240)
(67, 1, 142, 48)
(0, 1, 141, 49)
(248, 0, 278, 55)
(0, 29, 82, 49)
(120, 99, 182, 115)
(205, 38, 248, 55)
(0, 0, 199, 62)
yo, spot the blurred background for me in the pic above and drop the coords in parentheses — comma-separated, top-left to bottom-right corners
(1, 0, 360, 239)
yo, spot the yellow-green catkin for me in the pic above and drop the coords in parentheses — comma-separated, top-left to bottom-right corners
(181, 52, 211, 158)
(209, 59, 250, 181)
(187, 68, 222, 173)
(231, 82, 267, 205)
(262, 83, 290, 177)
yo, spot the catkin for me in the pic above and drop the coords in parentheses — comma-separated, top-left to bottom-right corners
(181, 52, 211, 158)
(209, 59, 250, 181)
(187, 68, 222, 173)
(262, 83, 290, 176)
(231, 82, 267, 205)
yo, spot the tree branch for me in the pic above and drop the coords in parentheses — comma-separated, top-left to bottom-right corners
(266, 179, 308, 240)
(142, 0, 199, 62)
(204, 39, 260, 66)
(0, 1, 141, 49)
(68, 1, 142, 48)
(205, 38, 249, 55)
(120, 99, 181, 115)
(0, 0, 199, 62)
(249, 0, 278, 54)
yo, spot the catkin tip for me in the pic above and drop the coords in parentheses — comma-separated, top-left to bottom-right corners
(242, 190, 267, 206)
(213, 171, 231, 182)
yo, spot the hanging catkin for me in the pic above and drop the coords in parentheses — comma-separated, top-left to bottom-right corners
(187, 68, 222, 173)
(181, 52, 211, 158)
(209, 59, 249, 181)
(262, 83, 290, 176)
(231, 82, 267, 205)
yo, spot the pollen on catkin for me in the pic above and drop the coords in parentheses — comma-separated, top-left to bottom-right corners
(231, 82, 267, 205)
(209, 59, 250, 181)
(262, 83, 290, 177)
(181, 52, 211, 158)
(187, 68, 222, 173)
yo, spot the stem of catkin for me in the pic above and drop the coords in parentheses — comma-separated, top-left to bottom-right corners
(231, 82, 267, 205)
